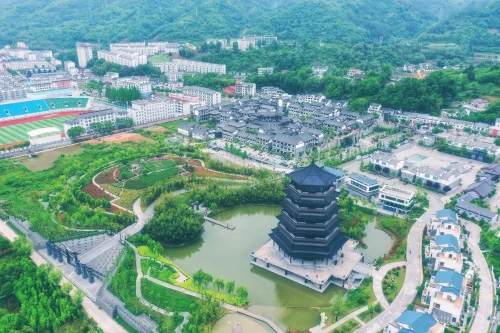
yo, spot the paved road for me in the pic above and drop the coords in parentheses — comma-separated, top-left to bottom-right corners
(356, 194, 444, 333)
(311, 306, 369, 333)
(464, 221, 494, 333)
(371, 261, 406, 310)
(0, 220, 126, 333)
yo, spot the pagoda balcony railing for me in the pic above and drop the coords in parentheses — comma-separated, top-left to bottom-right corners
(287, 183, 337, 198)
(273, 225, 340, 244)
(286, 187, 336, 208)
(279, 211, 340, 231)
(283, 199, 337, 222)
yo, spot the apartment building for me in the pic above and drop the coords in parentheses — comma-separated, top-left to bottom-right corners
(129, 96, 190, 125)
(110, 41, 180, 56)
(257, 67, 274, 76)
(182, 86, 221, 106)
(97, 50, 147, 68)
(156, 59, 226, 75)
(76, 42, 94, 68)
(235, 81, 256, 97)
(63, 108, 128, 135)
(111, 76, 152, 95)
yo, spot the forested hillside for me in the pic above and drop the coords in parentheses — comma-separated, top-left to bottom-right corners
(0, 0, 497, 51)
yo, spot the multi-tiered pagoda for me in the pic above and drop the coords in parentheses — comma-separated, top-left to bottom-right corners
(270, 163, 347, 262)
(251, 163, 368, 292)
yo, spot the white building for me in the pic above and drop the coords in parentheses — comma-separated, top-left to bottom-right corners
(63, 108, 128, 135)
(111, 76, 152, 95)
(427, 234, 463, 272)
(369, 151, 405, 177)
(182, 86, 221, 106)
(97, 50, 147, 68)
(423, 269, 465, 325)
(235, 81, 256, 97)
(257, 67, 274, 76)
(110, 41, 180, 56)
(129, 96, 191, 125)
(0, 86, 28, 101)
(155, 59, 226, 75)
(231, 36, 277, 51)
(295, 94, 326, 104)
(346, 173, 380, 198)
(76, 42, 94, 68)
(27, 127, 64, 146)
(427, 209, 461, 240)
(378, 185, 415, 214)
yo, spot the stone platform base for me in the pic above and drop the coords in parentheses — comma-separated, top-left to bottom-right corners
(250, 239, 368, 292)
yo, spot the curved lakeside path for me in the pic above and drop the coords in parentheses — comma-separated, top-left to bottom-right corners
(131, 200, 285, 333)
(355, 194, 443, 333)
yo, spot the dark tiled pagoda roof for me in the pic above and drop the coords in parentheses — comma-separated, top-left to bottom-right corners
(289, 163, 337, 188)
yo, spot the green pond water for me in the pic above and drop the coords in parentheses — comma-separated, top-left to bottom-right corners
(164, 205, 393, 331)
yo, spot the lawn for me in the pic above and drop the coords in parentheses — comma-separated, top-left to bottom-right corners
(124, 167, 178, 189)
(141, 279, 198, 312)
(0, 116, 74, 144)
(17, 144, 82, 171)
(331, 319, 360, 333)
(382, 266, 406, 304)
(357, 303, 383, 322)
(148, 53, 171, 64)
(141, 258, 178, 283)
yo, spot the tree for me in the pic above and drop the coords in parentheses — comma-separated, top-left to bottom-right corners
(329, 295, 347, 321)
(226, 280, 235, 294)
(235, 286, 248, 302)
(67, 126, 85, 139)
(192, 270, 213, 289)
(144, 197, 204, 246)
(214, 278, 225, 292)
(115, 117, 134, 129)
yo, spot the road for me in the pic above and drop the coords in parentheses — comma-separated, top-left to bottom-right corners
(356, 194, 444, 333)
(464, 221, 494, 333)
(0, 219, 126, 333)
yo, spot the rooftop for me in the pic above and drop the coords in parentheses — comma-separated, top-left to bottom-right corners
(349, 173, 379, 187)
(435, 234, 460, 253)
(289, 163, 338, 188)
(396, 310, 437, 333)
(434, 269, 463, 296)
(435, 209, 458, 224)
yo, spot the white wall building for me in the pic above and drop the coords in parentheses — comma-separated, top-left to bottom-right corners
(378, 185, 415, 214)
(97, 50, 147, 68)
(182, 86, 221, 106)
(129, 96, 191, 125)
(111, 76, 152, 95)
(76, 42, 94, 68)
(235, 81, 256, 97)
(63, 108, 128, 135)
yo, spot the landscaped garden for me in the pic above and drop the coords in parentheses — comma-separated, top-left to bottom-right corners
(382, 266, 406, 303)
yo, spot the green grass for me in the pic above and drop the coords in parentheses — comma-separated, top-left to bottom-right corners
(0, 116, 74, 144)
(148, 53, 171, 64)
(141, 258, 177, 283)
(331, 319, 360, 333)
(141, 279, 198, 312)
(382, 267, 406, 304)
(357, 303, 383, 322)
(124, 167, 178, 189)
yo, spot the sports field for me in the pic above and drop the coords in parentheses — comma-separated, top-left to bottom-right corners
(0, 116, 74, 144)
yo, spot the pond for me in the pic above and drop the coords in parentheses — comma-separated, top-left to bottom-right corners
(165, 205, 393, 331)
(360, 221, 394, 263)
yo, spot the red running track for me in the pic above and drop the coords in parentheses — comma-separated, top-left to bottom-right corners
(0, 110, 90, 128)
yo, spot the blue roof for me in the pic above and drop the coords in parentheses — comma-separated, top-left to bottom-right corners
(436, 209, 458, 224)
(397, 310, 437, 333)
(435, 234, 459, 252)
(434, 269, 463, 296)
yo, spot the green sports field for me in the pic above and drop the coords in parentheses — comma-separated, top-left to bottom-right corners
(0, 116, 74, 144)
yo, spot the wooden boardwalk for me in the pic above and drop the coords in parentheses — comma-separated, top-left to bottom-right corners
(204, 216, 236, 230)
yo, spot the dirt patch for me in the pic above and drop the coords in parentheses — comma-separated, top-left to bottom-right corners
(87, 132, 153, 144)
(94, 167, 119, 185)
(145, 126, 167, 133)
(84, 182, 114, 200)
(18, 144, 82, 171)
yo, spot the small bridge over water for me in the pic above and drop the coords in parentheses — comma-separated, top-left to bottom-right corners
(204, 216, 236, 230)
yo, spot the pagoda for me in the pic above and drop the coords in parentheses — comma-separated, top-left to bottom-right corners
(270, 163, 347, 262)
(251, 163, 367, 292)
